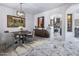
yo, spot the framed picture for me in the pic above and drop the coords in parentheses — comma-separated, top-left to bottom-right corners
(7, 15, 25, 27)
(67, 14, 72, 32)
(37, 16, 44, 28)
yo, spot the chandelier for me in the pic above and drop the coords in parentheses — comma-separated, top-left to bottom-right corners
(16, 3, 25, 18)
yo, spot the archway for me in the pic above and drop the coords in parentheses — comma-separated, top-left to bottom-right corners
(50, 14, 62, 37)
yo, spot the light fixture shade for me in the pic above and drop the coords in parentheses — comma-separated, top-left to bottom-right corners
(16, 3, 25, 18)
(16, 11, 25, 17)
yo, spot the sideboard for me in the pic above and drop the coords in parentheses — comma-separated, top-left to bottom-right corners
(34, 29, 49, 38)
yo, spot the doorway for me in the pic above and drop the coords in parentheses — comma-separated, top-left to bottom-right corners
(50, 15, 62, 37)
(53, 17, 62, 36)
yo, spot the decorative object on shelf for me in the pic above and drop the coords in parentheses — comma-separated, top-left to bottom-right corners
(67, 14, 72, 32)
(4, 30, 9, 33)
(37, 16, 44, 28)
(35, 26, 38, 29)
(16, 3, 25, 18)
(18, 26, 24, 31)
(7, 15, 25, 27)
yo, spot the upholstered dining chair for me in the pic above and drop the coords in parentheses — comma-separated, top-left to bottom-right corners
(25, 30, 34, 43)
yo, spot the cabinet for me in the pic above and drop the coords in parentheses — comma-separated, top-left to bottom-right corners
(34, 29, 49, 38)
(75, 28, 79, 37)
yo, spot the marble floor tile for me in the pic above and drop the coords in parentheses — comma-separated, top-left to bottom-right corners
(0, 36, 67, 56)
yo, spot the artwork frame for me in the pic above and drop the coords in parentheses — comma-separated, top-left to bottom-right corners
(37, 16, 44, 28)
(7, 15, 25, 27)
(67, 14, 72, 32)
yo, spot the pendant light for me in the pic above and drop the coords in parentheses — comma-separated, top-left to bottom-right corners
(16, 3, 25, 18)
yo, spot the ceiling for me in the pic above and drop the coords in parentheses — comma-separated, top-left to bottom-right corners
(0, 3, 72, 15)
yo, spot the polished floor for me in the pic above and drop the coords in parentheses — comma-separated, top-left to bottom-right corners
(0, 33, 78, 56)
(0, 34, 64, 56)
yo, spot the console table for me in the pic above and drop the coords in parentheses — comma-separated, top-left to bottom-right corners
(34, 29, 49, 38)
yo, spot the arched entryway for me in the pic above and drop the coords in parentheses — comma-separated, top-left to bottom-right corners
(50, 14, 62, 37)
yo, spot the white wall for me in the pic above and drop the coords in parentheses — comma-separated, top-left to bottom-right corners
(65, 4, 79, 55)
(25, 13, 34, 31)
(0, 5, 34, 32)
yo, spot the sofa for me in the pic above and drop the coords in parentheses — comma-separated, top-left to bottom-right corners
(0, 32, 15, 52)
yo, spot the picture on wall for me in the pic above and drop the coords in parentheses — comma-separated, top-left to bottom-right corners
(7, 15, 25, 27)
(67, 14, 72, 32)
(37, 16, 44, 28)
